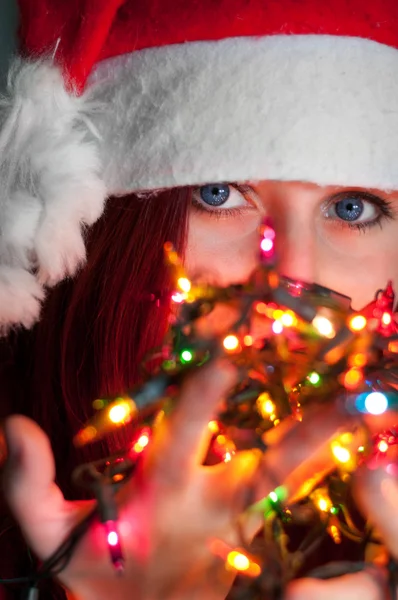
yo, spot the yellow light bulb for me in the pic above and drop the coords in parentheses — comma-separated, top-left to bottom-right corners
(227, 551, 250, 571)
(108, 402, 131, 424)
(378, 440, 389, 452)
(137, 433, 149, 448)
(256, 392, 275, 418)
(348, 314, 367, 332)
(318, 497, 331, 512)
(281, 312, 296, 327)
(208, 420, 220, 434)
(331, 443, 351, 464)
(223, 334, 240, 351)
(177, 277, 191, 293)
(312, 315, 335, 338)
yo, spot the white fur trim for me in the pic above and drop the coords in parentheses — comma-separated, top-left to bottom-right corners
(0, 59, 107, 329)
(0, 266, 44, 333)
(90, 35, 398, 193)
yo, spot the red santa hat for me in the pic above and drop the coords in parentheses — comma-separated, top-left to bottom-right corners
(1, 0, 398, 330)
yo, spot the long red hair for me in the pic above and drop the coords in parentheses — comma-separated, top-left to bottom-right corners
(15, 188, 190, 495)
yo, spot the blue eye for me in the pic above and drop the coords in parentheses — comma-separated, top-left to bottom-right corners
(323, 191, 390, 227)
(199, 184, 230, 207)
(334, 197, 364, 222)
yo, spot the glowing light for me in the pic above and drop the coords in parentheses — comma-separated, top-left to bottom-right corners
(307, 371, 321, 385)
(75, 425, 97, 446)
(224, 451, 233, 463)
(180, 349, 194, 363)
(223, 334, 240, 351)
(281, 311, 297, 327)
(344, 368, 363, 389)
(348, 314, 367, 332)
(137, 433, 149, 448)
(269, 491, 278, 503)
(388, 340, 398, 353)
(177, 277, 191, 293)
(349, 353, 367, 368)
(227, 551, 250, 571)
(255, 302, 267, 315)
(273, 309, 284, 320)
(243, 334, 253, 346)
(312, 315, 335, 338)
(208, 420, 220, 434)
(107, 531, 119, 546)
(328, 524, 342, 544)
(261, 238, 274, 253)
(171, 292, 185, 303)
(331, 444, 351, 464)
(364, 391, 388, 415)
(109, 402, 131, 424)
(382, 312, 392, 325)
(272, 320, 283, 334)
(317, 495, 332, 512)
(256, 392, 275, 418)
(378, 440, 389, 453)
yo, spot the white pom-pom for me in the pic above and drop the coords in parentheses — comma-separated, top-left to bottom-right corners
(0, 58, 108, 330)
(0, 266, 45, 332)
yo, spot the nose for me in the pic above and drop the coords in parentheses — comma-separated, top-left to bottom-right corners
(276, 224, 317, 285)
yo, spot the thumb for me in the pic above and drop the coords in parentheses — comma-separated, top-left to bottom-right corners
(2, 415, 75, 559)
(353, 459, 398, 559)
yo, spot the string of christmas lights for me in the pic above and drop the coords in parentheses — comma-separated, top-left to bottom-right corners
(3, 217, 398, 597)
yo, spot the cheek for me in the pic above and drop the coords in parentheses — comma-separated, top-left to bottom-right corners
(185, 212, 261, 285)
(316, 232, 398, 310)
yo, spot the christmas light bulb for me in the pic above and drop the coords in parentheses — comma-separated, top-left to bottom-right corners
(180, 349, 194, 363)
(109, 402, 132, 424)
(331, 442, 351, 464)
(226, 551, 261, 577)
(364, 391, 388, 415)
(171, 292, 185, 303)
(272, 320, 283, 334)
(223, 334, 240, 351)
(307, 371, 321, 386)
(312, 315, 335, 338)
(378, 440, 389, 452)
(382, 312, 392, 325)
(343, 368, 363, 390)
(177, 277, 191, 293)
(103, 521, 124, 572)
(348, 314, 367, 332)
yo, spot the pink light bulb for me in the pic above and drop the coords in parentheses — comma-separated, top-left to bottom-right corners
(261, 238, 274, 253)
(107, 530, 119, 546)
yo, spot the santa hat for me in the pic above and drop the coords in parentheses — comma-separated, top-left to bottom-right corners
(1, 0, 398, 330)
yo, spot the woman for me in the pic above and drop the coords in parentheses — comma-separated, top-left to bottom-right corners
(0, 0, 398, 598)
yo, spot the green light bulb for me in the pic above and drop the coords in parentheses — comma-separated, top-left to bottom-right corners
(308, 371, 321, 385)
(180, 349, 194, 363)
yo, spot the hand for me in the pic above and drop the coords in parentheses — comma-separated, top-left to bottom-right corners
(2, 362, 353, 600)
(285, 421, 398, 600)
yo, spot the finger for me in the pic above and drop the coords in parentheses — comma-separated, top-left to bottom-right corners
(285, 570, 388, 600)
(256, 404, 354, 502)
(354, 459, 398, 558)
(2, 415, 79, 558)
(148, 360, 237, 479)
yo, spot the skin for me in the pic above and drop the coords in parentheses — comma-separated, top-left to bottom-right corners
(186, 180, 398, 308)
(2, 180, 398, 600)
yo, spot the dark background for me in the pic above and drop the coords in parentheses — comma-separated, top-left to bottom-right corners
(0, 0, 19, 88)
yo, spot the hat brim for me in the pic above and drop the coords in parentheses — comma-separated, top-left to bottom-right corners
(89, 34, 398, 194)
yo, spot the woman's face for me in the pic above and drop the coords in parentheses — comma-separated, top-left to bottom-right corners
(185, 180, 398, 310)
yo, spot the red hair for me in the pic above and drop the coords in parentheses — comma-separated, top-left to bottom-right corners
(21, 188, 190, 495)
